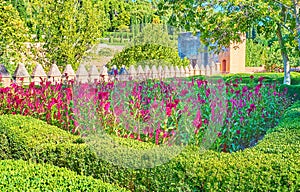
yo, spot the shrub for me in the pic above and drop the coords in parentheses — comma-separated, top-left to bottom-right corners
(0, 159, 128, 191)
(107, 44, 189, 69)
(279, 84, 300, 101)
(0, 103, 300, 191)
(220, 72, 300, 85)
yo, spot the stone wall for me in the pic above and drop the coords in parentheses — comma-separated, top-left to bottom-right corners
(0, 62, 220, 87)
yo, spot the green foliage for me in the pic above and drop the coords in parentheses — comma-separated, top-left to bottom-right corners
(1, 100, 300, 191)
(103, 0, 156, 32)
(130, 23, 177, 49)
(0, 1, 28, 73)
(246, 37, 299, 71)
(0, 159, 128, 191)
(220, 72, 300, 85)
(10, 0, 109, 71)
(107, 44, 189, 69)
(159, 0, 300, 84)
(279, 84, 300, 101)
(246, 39, 282, 68)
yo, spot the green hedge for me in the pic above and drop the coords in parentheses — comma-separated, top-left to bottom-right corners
(107, 44, 190, 69)
(220, 72, 300, 85)
(1, 101, 300, 191)
(189, 72, 300, 85)
(279, 84, 300, 101)
(0, 159, 128, 191)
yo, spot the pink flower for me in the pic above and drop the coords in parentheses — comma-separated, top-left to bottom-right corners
(180, 89, 188, 97)
(155, 129, 162, 145)
(240, 117, 244, 123)
(166, 107, 172, 116)
(104, 102, 110, 111)
(217, 132, 222, 137)
(236, 130, 241, 134)
(258, 76, 264, 82)
(193, 110, 202, 129)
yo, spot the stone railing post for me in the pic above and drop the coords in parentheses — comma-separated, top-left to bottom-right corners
(184, 66, 190, 77)
(62, 64, 76, 83)
(31, 64, 47, 85)
(0, 64, 11, 87)
(13, 63, 30, 85)
(48, 64, 62, 84)
(137, 65, 145, 81)
(180, 66, 185, 78)
(158, 65, 163, 79)
(128, 65, 136, 81)
(205, 65, 209, 76)
(194, 64, 200, 76)
(216, 62, 221, 74)
(100, 65, 109, 82)
(175, 66, 181, 78)
(200, 64, 206, 76)
(144, 65, 151, 79)
(151, 65, 158, 79)
(76, 64, 89, 83)
(164, 66, 170, 78)
(89, 65, 100, 83)
(170, 66, 176, 78)
(189, 64, 194, 76)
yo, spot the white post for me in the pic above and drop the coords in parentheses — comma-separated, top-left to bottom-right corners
(137, 65, 144, 81)
(76, 64, 89, 83)
(62, 64, 76, 82)
(31, 63, 47, 85)
(128, 65, 136, 81)
(48, 64, 62, 84)
(100, 66, 109, 82)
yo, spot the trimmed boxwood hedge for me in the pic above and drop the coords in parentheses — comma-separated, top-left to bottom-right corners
(0, 101, 300, 191)
(220, 72, 300, 85)
(0, 159, 128, 191)
(188, 72, 300, 85)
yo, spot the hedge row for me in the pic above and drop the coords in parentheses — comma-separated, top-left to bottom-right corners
(0, 159, 128, 191)
(188, 72, 300, 85)
(0, 101, 300, 191)
(221, 72, 300, 85)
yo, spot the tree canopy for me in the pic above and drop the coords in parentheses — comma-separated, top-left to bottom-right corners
(0, 1, 28, 73)
(159, 0, 300, 84)
(5, 0, 109, 71)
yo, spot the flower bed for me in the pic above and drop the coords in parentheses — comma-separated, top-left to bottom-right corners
(0, 75, 294, 152)
(0, 101, 299, 191)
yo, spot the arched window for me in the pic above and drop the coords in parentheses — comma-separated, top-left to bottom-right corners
(222, 60, 227, 72)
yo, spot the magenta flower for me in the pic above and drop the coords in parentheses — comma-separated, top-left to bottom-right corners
(180, 89, 188, 97)
(193, 110, 202, 129)
(166, 107, 172, 116)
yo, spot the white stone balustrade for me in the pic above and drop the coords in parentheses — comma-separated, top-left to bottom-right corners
(0, 61, 220, 87)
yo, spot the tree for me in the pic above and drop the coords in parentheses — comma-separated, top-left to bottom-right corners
(159, 0, 300, 85)
(0, 1, 29, 73)
(130, 23, 177, 49)
(12, 0, 109, 71)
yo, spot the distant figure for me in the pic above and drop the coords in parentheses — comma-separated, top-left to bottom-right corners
(108, 65, 118, 76)
(119, 65, 128, 75)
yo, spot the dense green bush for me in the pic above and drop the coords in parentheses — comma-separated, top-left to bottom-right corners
(279, 84, 300, 101)
(0, 159, 127, 191)
(107, 44, 189, 69)
(1, 101, 300, 191)
(221, 72, 300, 85)
(246, 38, 300, 71)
